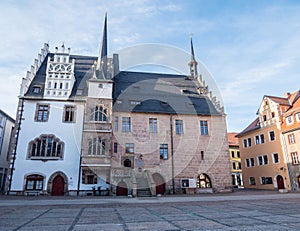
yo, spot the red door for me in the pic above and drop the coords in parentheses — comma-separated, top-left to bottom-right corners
(52, 175, 65, 196)
(276, 175, 285, 190)
(152, 173, 165, 195)
(116, 182, 128, 196)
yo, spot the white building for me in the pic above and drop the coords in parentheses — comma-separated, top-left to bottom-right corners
(8, 15, 231, 196)
(0, 110, 14, 193)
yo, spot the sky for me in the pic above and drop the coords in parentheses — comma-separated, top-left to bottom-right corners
(1, 0, 300, 132)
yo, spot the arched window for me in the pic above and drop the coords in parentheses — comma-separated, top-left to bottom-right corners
(26, 174, 44, 190)
(28, 135, 64, 160)
(196, 174, 212, 188)
(90, 105, 107, 122)
(88, 137, 105, 155)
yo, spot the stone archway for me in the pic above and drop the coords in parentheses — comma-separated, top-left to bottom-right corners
(48, 171, 68, 196)
(124, 159, 132, 168)
(152, 173, 165, 195)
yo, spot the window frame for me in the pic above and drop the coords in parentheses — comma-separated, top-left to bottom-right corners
(269, 131, 275, 141)
(88, 137, 106, 156)
(27, 134, 64, 160)
(125, 143, 134, 154)
(149, 118, 158, 133)
(200, 120, 209, 135)
(288, 133, 296, 144)
(175, 119, 184, 135)
(63, 105, 76, 123)
(122, 117, 131, 132)
(35, 104, 50, 122)
(272, 153, 279, 164)
(25, 174, 44, 191)
(291, 152, 299, 165)
(160, 144, 168, 160)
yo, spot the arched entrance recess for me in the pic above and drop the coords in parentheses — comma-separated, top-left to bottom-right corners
(124, 159, 132, 168)
(116, 181, 128, 196)
(276, 175, 285, 190)
(152, 173, 165, 195)
(48, 171, 68, 196)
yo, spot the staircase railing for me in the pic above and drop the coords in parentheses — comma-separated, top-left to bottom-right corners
(144, 170, 156, 196)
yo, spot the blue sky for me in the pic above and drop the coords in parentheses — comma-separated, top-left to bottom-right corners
(1, 0, 300, 132)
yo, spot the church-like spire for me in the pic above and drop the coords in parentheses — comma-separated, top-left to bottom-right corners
(188, 35, 198, 78)
(96, 12, 108, 79)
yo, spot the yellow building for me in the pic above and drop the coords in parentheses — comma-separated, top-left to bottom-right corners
(228, 132, 243, 188)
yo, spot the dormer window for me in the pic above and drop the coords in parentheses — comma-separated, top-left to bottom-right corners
(76, 89, 83, 96)
(33, 86, 41, 94)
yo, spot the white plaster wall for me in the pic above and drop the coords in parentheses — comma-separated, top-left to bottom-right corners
(88, 82, 112, 99)
(0, 116, 14, 169)
(11, 100, 84, 191)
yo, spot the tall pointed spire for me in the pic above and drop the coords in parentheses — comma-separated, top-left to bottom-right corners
(188, 34, 198, 78)
(96, 12, 108, 79)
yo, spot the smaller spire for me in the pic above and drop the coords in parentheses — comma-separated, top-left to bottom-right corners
(188, 34, 198, 78)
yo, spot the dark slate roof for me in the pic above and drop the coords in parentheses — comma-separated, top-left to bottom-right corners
(24, 54, 221, 116)
(112, 71, 221, 116)
(236, 117, 260, 137)
(25, 53, 97, 99)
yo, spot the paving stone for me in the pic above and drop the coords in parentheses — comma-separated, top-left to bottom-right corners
(77, 215, 120, 224)
(171, 219, 226, 230)
(18, 225, 71, 231)
(26, 217, 74, 226)
(0, 218, 30, 226)
(126, 221, 179, 231)
(254, 215, 300, 224)
(217, 217, 271, 227)
(73, 223, 124, 231)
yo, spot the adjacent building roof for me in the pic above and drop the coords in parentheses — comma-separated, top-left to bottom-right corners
(228, 132, 239, 146)
(236, 117, 260, 137)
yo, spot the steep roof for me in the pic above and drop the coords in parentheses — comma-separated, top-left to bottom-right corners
(25, 53, 97, 99)
(112, 71, 221, 116)
(236, 117, 260, 137)
(24, 53, 221, 116)
(267, 95, 291, 106)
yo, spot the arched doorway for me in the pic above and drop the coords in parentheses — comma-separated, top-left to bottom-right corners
(197, 174, 212, 188)
(116, 181, 128, 196)
(152, 173, 165, 195)
(276, 175, 285, 190)
(52, 175, 65, 196)
(124, 159, 131, 168)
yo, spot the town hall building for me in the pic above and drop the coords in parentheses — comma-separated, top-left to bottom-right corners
(7, 15, 231, 196)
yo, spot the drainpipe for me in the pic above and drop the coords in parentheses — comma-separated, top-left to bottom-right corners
(77, 102, 86, 196)
(170, 114, 175, 194)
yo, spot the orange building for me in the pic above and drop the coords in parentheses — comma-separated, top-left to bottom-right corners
(237, 93, 295, 191)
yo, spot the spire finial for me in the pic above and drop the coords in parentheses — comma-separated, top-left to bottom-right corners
(96, 13, 108, 79)
(188, 34, 198, 78)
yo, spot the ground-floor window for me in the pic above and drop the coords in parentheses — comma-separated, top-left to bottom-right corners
(82, 169, 97, 184)
(196, 174, 211, 188)
(25, 174, 44, 190)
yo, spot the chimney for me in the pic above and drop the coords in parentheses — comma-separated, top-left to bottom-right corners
(285, 92, 291, 98)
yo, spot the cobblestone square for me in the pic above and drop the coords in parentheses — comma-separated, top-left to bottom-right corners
(1, 190, 300, 230)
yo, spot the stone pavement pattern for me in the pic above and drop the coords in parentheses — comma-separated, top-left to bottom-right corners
(1, 192, 300, 230)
